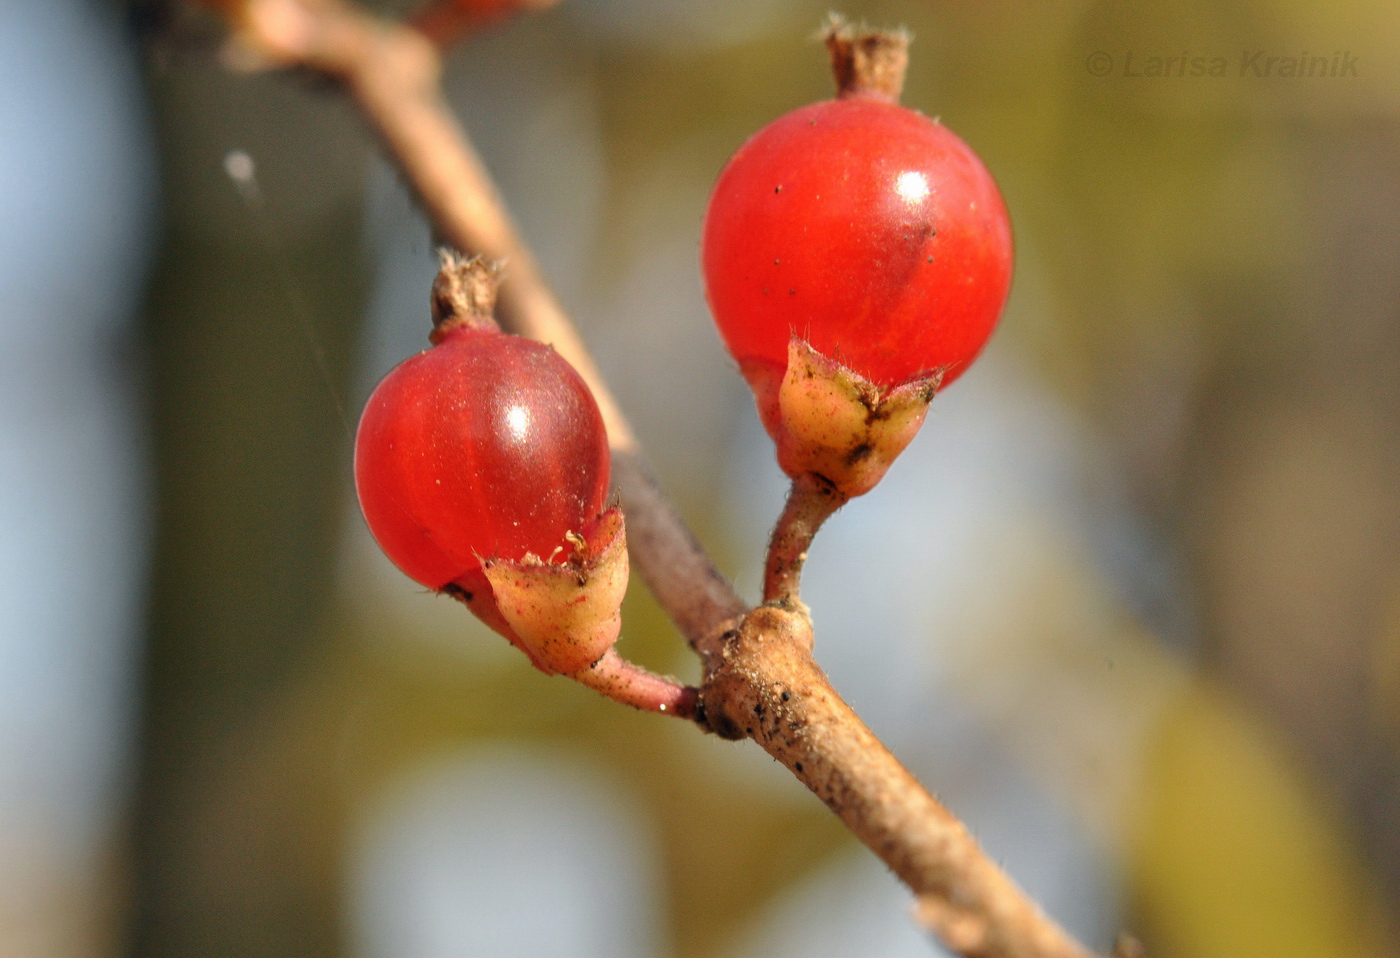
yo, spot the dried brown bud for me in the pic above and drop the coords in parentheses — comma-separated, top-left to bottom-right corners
(823, 14, 910, 102)
(430, 250, 504, 341)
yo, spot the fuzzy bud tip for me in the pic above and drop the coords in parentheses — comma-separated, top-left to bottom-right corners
(430, 249, 503, 342)
(824, 14, 910, 102)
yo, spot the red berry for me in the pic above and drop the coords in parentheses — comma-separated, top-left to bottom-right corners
(702, 96, 1012, 389)
(355, 327, 610, 591)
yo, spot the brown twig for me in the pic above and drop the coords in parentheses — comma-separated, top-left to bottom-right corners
(611, 453, 748, 661)
(210, 4, 1114, 957)
(703, 608, 1097, 958)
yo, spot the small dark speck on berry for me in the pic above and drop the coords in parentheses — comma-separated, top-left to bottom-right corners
(774, 185, 782, 194)
(789, 288, 796, 295)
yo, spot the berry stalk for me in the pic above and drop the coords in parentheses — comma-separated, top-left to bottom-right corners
(572, 648, 698, 718)
(764, 473, 847, 607)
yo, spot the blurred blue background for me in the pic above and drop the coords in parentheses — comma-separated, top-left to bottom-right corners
(2, 1, 1399, 956)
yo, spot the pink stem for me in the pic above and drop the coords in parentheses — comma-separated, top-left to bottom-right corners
(571, 648, 698, 718)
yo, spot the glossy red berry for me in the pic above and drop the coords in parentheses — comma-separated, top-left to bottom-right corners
(355, 327, 610, 591)
(702, 53, 1012, 390)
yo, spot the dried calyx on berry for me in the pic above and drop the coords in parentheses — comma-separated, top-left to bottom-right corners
(769, 338, 940, 499)
(355, 253, 692, 715)
(702, 16, 1013, 501)
(476, 508, 628, 675)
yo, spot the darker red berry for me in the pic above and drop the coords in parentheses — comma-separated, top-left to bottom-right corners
(702, 75, 1012, 390)
(355, 327, 610, 591)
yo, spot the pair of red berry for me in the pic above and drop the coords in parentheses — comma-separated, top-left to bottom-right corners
(354, 26, 1013, 680)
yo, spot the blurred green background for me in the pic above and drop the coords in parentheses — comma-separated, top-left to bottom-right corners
(4, 0, 1399, 956)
